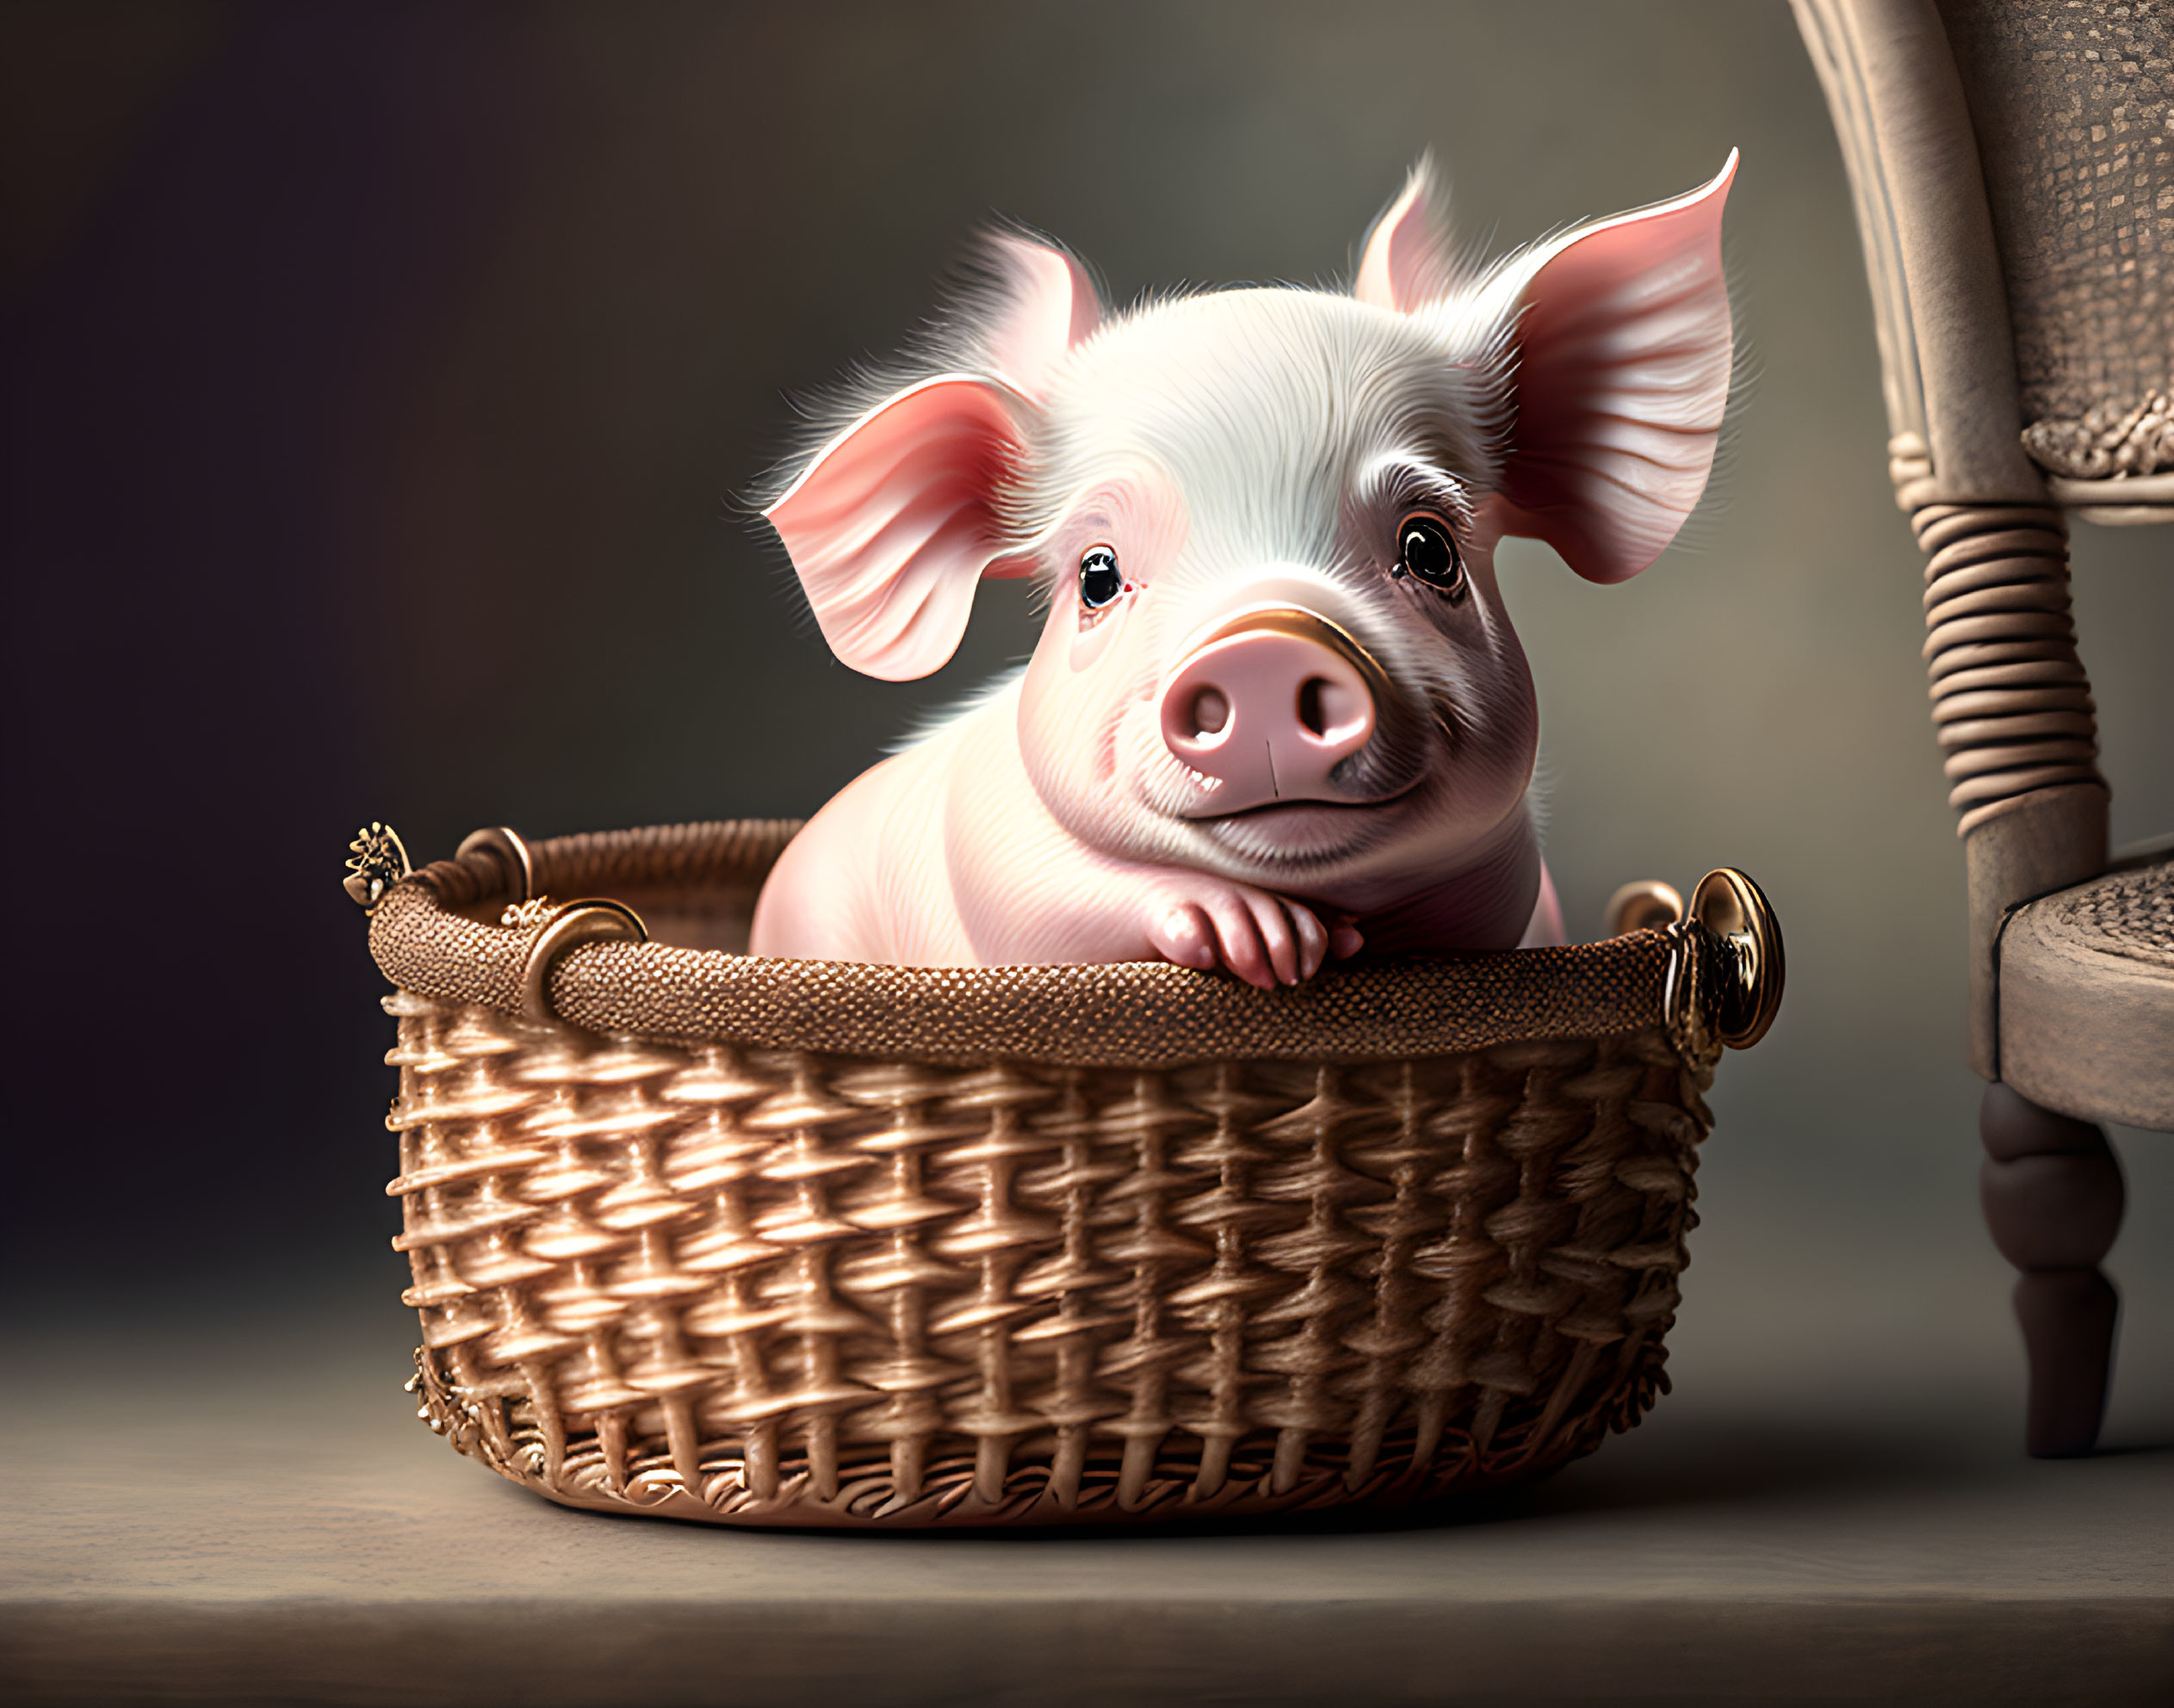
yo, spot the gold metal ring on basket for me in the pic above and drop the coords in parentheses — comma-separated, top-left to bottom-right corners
(519, 900, 649, 1024)
(356, 819, 1781, 1529)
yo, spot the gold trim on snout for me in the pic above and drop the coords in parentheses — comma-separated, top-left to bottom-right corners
(1180, 605, 1436, 757)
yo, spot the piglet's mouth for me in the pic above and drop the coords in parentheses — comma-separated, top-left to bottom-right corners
(1172, 764, 1421, 821)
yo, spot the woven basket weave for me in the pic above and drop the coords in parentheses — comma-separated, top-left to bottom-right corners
(356, 820, 1776, 1528)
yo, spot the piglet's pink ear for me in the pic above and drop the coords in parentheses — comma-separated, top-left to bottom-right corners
(764, 376, 1031, 682)
(1493, 152, 1737, 584)
(764, 230, 1098, 682)
(1354, 157, 1461, 312)
(979, 231, 1100, 401)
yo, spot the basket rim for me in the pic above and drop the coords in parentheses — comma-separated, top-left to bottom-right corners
(363, 819, 1717, 1068)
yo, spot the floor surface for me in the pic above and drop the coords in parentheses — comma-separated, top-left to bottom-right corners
(3, 1279, 2169, 1706)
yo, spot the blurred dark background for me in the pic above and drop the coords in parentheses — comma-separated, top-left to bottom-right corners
(3, 2, 2167, 1432)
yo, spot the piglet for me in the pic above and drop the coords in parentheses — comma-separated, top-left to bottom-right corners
(751, 156, 1736, 985)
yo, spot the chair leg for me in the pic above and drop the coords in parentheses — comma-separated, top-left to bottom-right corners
(1979, 1083, 2124, 1457)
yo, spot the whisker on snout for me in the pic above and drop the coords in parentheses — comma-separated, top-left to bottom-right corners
(1427, 687, 1459, 745)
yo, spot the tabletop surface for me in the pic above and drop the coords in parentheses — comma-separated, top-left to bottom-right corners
(3, 1289, 2170, 1707)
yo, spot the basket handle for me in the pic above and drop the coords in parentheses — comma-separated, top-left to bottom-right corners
(455, 826, 536, 905)
(1602, 880, 1685, 938)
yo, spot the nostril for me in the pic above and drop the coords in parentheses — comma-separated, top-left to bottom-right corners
(1190, 687, 1230, 740)
(1297, 678, 1329, 738)
(1296, 675, 1372, 746)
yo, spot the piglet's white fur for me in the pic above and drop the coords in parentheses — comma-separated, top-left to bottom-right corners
(753, 156, 1736, 985)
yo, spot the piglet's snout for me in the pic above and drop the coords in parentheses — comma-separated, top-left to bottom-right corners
(1158, 609, 1380, 814)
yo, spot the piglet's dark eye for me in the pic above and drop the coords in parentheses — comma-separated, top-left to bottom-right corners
(1079, 545, 1124, 610)
(1395, 513, 1465, 599)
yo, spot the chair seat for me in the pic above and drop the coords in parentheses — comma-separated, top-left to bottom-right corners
(2000, 857, 2174, 1131)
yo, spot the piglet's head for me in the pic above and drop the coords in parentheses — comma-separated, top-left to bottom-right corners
(764, 156, 1736, 892)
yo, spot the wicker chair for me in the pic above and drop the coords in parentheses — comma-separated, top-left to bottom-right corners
(1791, 0, 2171, 1456)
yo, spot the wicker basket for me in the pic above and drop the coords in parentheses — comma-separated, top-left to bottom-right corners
(350, 820, 1781, 1529)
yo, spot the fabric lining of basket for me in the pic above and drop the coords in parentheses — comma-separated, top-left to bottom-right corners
(369, 820, 1688, 1068)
